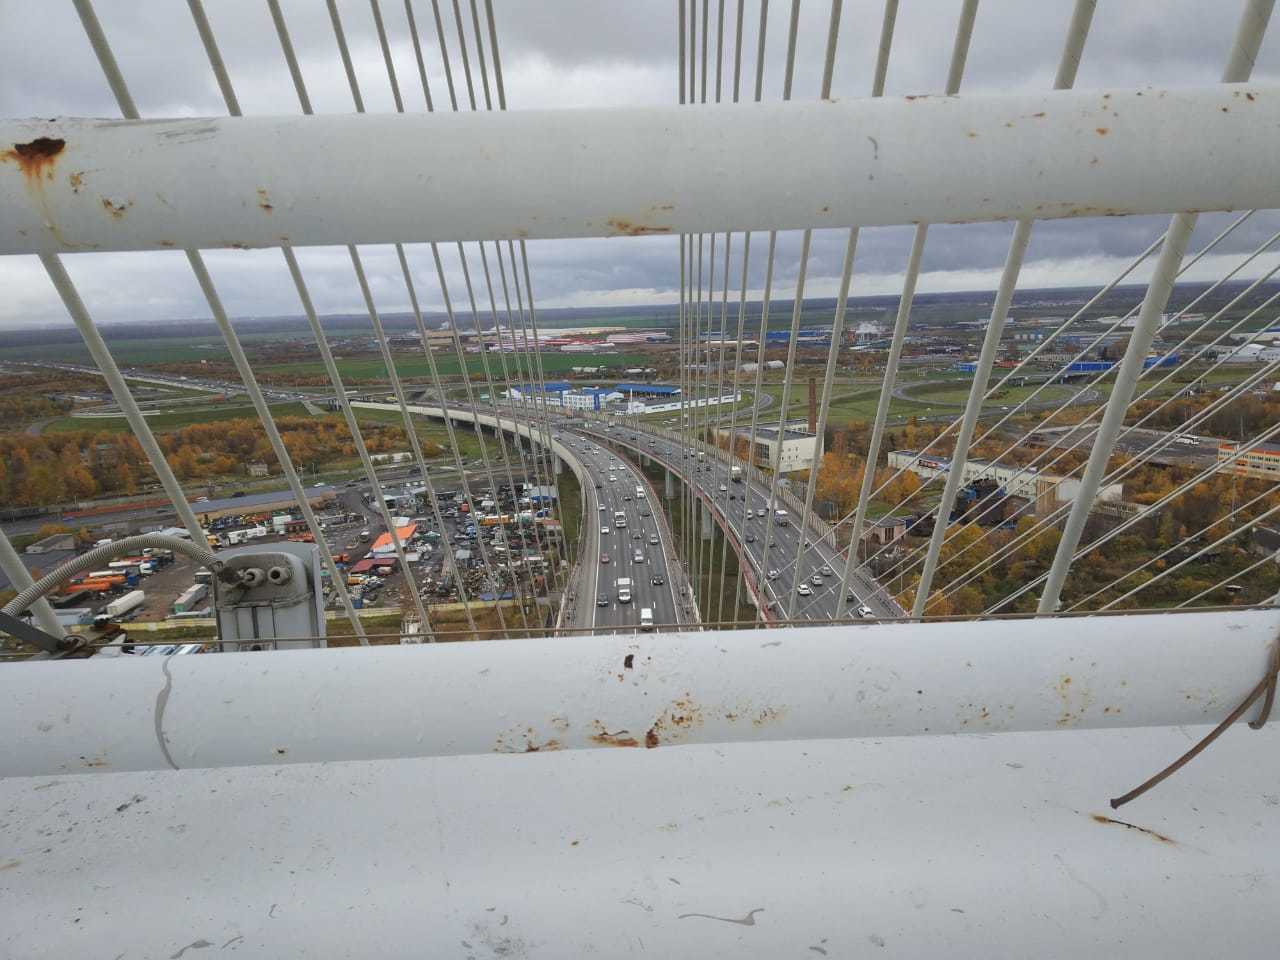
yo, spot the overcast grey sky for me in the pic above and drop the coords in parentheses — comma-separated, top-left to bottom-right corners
(3, 0, 1280, 328)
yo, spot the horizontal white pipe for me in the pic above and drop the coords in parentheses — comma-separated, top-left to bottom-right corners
(1, 83, 1276, 254)
(2, 609, 1274, 777)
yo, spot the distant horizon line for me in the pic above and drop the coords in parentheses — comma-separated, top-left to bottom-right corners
(12, 276, 1274, 333)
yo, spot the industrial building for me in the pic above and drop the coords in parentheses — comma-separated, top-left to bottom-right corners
(628, 392, 740, 415)
(717, 424, 819, 473)
(191, 487, 338, 523)
(887, 450, 1123, 508)
(614, 383, 681, 398)
(1218, 441, 1280, 480)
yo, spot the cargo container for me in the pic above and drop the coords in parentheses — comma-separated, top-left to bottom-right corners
(173, 583, 209, 614)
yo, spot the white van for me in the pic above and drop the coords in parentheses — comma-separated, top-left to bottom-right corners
(639, 608, 654, 632)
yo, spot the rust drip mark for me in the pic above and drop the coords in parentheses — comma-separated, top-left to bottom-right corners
(590, 719, 640, 747)
(101, 196, 132, 220)
(496, 724, 564, 753)
(646, 695, 703, 747)
(1096, 127, 1109, 136)
(1031, 111, 1046, 119)
(257, 188, 274, 212)
(590, 730, 639, 748)
(1221, 106, 1230, 113)
(1091, 814, 1176, 845)
(607, 218, 671, 236)
(68, 171, 84, 193)
(158, 240, 176, 248)
(966, 131, 978, 139)
(1246, 92, 1256, 102)
(1, 137, 65, 182)
(524, 738, 562, 753)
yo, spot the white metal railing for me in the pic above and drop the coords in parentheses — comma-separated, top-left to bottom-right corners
(0, 0, 1278, 643)
(5, 3, 1280, 954)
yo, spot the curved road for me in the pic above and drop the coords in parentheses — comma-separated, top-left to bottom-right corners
(564, 419, 901, 622)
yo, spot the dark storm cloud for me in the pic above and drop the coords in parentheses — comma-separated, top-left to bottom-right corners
(2, 1, 1279, 327)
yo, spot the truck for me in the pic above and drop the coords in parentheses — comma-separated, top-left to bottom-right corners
(730, 465, 742, 482)
(639, 607, 654, 632)
(104, 589, 146, 620)
(775, 509, 790, 526)
(616, 577, 633, 604)
(172, 583, 209, 614)
(614, 511, 627, 528)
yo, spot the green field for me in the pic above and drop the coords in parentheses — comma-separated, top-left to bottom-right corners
(44, 402, 312, 433)
(260, 351, 650, 382)
(0, 330, 304, 366)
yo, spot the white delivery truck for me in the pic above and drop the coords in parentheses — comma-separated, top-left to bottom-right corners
(640, 608, 654, 632)
(775, 509, 790, 526)
(730, 465, 742, 482)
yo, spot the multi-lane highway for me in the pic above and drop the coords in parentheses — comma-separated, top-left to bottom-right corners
(19, 354, 895, 626)
(563, 433, 685, 633)
(566, 420, 901, 622)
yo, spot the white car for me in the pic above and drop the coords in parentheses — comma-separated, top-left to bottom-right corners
(757, 508, 767, 518)
(601, 526, 611, 535)
(767, 569, 780, 580)
(598, 504, 606, 511)
(609, 474, 617, 482)
(857, 604, 874, 619)
(797, 583, 812, 597)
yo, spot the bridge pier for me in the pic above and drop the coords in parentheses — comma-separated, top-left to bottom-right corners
(701, 500, 714, 540)
(664, 469, 675, 499)
(554, 454, 563, 476)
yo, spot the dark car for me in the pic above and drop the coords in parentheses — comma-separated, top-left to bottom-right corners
(597, 593, 609, 607)
(745, 533, 755, 542)
(651, 574, 665, 586)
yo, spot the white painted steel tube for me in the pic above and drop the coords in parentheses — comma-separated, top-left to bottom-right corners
(3, 84, 1279, 254)
(2, 608, 1275, 777)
